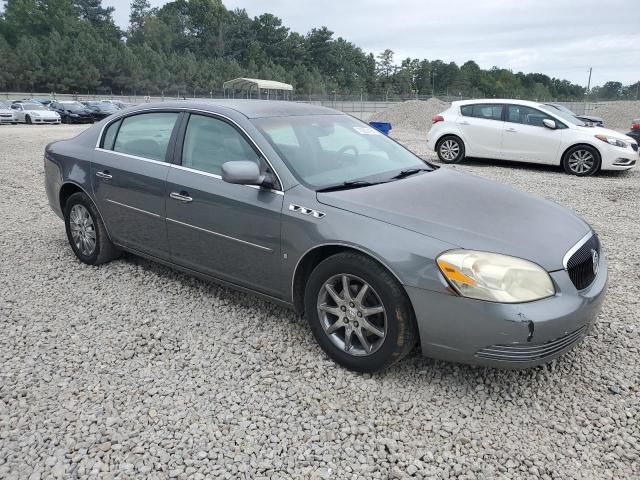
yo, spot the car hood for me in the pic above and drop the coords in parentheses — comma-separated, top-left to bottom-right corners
(25, 109, 58, 117)
(576, 124, 630, 140)
(317, 168, 590, 271)
(578, 114, 604, 123)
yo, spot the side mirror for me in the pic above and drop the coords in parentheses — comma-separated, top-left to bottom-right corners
(221, 161, 265, 186)
(542, 119, 556, 130)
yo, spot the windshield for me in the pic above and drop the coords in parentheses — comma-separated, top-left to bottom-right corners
(24, 103, 46, 110)
(540, 104, 584, 126)
(62, 102, 86, 112)
(253, 115, 430, 189)
(95, 104, 118, 112)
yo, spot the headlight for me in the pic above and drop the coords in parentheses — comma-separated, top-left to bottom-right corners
(595, 134, 628, 148)
(437, 250, 555, 303)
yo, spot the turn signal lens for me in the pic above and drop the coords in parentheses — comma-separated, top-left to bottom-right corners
(437, 250, 555, 303)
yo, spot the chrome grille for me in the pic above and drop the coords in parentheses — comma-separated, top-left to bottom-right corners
(566, 234, 600, 290)
(475, 326, 586, 362)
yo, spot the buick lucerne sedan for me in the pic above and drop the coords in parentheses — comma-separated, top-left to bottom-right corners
(427, 99, 637, 175)
(44, 101, 607, 372)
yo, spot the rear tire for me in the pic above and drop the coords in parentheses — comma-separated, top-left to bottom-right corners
(436, 135, 465, 163)
(63, 192, 120, 265)
(304, 252, 418, 372)
(562, 145, 600, 176)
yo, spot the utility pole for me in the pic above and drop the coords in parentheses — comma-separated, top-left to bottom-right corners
(585, 67, 592, 114)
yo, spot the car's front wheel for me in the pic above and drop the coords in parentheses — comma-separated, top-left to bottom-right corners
(25, 115, 32, 125)
(63, 192, 120, 265)
(436, 135, 465, 163)
(304, 252, 418, 372)
(562, 145, 601, 176)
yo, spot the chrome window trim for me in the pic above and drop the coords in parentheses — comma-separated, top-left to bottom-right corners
(562, 231, 594, 269)
(93, 106, 284, 191)
(95, 148, 168, 166)
(169, 164, 284, 196)
(106, 199, 161, 218)
(166, 217, 272, 252)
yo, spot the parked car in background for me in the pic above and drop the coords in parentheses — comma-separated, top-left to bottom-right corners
(11, 102, 60, 124)
(81, 101, 120, 120)
(100, 99, 132, 110)
(50, 101, 94, 124)
(0, 100, 18, 124)
(627, 119, 640, 146)
(45, 100, 607, 372)
(544, 103, 604, 127)
(32, 98, 54, 108)
(428, 99, 637, 176)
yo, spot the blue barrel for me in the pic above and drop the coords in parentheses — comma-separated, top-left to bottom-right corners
(369, 121, 392, 135)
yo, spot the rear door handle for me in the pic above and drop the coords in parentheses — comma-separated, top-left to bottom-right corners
(505, 128, 517, 133)
(169, 191, 193, 203)
(95, 170, 112, 179)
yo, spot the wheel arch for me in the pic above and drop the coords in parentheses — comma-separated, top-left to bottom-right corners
(560, 142, 602, 166)
(291, 243, 405, 316)
(59, 181, 115, 243)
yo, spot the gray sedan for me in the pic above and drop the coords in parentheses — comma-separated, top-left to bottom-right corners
(44, 100, 607, 372)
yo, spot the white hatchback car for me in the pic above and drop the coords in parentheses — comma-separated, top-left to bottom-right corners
(426, 99, 638, 176)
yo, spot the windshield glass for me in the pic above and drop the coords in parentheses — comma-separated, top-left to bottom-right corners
(540, 105, 584, 126)
(24, 103, 46, 110)
(62, 102, 86, 112)
(253, 115, 430, 188)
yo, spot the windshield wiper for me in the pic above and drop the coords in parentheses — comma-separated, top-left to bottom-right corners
(391, 167, 430, 180)
(316, 180, 386, 193)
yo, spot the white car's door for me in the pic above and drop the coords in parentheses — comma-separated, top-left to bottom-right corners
(455, 103, 505, 158)
(11, 105, 25, 122)
(500, 105, 564, 164)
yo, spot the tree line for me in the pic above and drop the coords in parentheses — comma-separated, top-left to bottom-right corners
(0, 0, 638, 101)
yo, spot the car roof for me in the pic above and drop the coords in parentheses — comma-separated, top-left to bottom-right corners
(452, 98, 545, 108)
(127, 100, 341, 119)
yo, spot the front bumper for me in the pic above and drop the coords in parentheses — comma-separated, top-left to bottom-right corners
(407, 253, 608, 368)
(600, 142, 638, 170)
(0, 115, 16, 124)
(32, 118, 60, 124)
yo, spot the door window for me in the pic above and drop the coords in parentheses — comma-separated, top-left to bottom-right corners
(461, 104, 503, 120)
(181, 114, 261, 176)
(112, 112, 179, 161)
(506, 105, 553, 127)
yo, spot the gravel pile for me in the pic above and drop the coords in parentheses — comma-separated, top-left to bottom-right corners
(1, 124, 639, 479)
(369, 99, 450, 132)
(589, 101, 640, 131)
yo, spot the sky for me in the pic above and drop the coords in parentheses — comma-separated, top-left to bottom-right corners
(103, 0, 640, 87)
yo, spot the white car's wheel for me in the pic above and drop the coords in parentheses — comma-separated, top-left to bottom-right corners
(562, 145, 601, 176)
(436, 136, 465, 163)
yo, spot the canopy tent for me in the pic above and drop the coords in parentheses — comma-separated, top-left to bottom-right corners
(223, 78, 293, 100)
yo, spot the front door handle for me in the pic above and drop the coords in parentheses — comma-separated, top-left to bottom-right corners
(169, 191, 193, 203)
(505, 128, 517, 133)
(96, 170, 112, 179)
(459, 121, 470, 125)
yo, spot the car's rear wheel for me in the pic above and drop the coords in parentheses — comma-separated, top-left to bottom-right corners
(562, 145, 601, 176)
(25, 115, 32, 125)
(63, 192, 120, 265)
(304, 252, 418, 372)
(436, 135, 465, 163)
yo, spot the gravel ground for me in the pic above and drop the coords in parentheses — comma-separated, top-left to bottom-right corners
(1, 124, 639, 480)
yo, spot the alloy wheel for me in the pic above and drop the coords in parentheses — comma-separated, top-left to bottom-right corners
(568, 149, 595, 174)
(316, 274, 387, 356)
(69, 204, 96, 256)
(440, 139, 460, 161)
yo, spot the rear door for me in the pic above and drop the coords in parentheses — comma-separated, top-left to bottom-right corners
(455, 103, 505, 158)
(165, 112, 284, 296)
(92, 111, 181, 258)
(500, 105, 564, 164)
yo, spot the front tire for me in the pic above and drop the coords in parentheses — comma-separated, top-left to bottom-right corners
(304, 252, 418, 372)
(25, 115, 32, 125)
(562, 145, 601, 176)
(436, 135, 465, 163)
(63, 192, 120, 265)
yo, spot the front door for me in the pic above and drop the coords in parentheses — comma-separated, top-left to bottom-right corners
(165, 113, 284, 297)
(91, 111, 181, 258)
(500, 105, 564, 164)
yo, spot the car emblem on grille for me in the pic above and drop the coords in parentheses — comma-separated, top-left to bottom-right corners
(591, 249, 599, 276)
